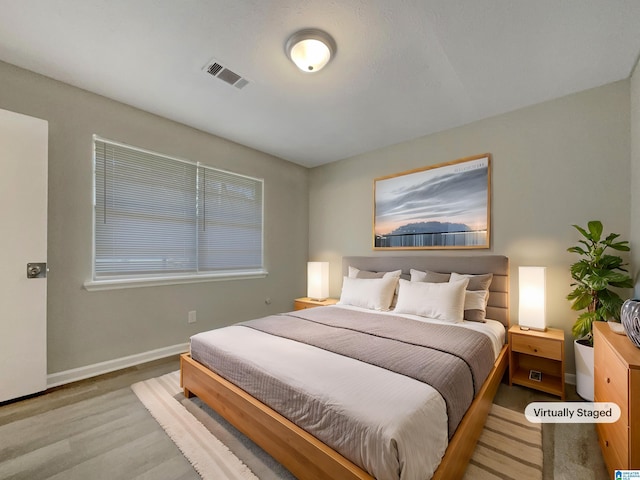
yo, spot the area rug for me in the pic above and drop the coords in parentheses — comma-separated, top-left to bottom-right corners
(133, 371, 542, 480)
(131, 371, 258, 480)
(463, 402, 543, 480)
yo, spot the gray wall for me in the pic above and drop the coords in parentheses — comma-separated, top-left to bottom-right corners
(0, 61, 309, 374)
(309, 80, 631, 376)
(631, 58, 640, 294)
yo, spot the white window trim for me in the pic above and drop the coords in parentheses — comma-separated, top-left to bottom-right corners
(83, 269, 268, 291)
(86, 136, 267, 291)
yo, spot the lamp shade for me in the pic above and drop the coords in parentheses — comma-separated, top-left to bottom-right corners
(518, 266, 547, 331)
(285, 29, 336, 73)
(307, 262, 329, 301)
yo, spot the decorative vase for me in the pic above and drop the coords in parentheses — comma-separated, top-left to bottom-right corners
(621, 299, 640, 348)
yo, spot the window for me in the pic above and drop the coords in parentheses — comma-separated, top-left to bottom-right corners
(86, 137, 265, 290)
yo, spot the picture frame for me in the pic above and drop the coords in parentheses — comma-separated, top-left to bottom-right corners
(373, 154, 491, 250)
(529, 370, 542, 382)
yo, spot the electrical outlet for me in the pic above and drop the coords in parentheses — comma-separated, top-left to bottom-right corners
(188, 310, 197, 324)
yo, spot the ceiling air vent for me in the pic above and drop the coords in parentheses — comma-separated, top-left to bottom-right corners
(203, 59, 249, 90)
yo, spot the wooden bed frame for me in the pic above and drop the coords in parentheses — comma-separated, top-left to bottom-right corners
(181, 255, 510, 480)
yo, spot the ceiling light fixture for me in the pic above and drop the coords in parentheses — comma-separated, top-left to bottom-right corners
(285, 28, 336, 73)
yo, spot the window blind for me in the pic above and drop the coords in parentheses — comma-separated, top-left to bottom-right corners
(94, 137, 264, 279)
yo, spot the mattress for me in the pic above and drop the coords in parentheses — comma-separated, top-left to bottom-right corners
(190, 306, 505, 480)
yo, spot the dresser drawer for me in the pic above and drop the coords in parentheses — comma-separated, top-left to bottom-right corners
(595, 339, 629, 426)
(511, 334, 562, 360)
(597, 420, 628, 472)
(593, 321, 640, 474)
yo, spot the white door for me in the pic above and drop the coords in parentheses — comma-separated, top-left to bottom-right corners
(0, 108, 48, 402)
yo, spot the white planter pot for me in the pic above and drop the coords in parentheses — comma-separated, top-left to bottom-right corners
(574, 339, 594, 401)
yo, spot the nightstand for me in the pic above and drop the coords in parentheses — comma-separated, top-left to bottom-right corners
(509, 325, 565, 399)
(294, 297, 339, 310)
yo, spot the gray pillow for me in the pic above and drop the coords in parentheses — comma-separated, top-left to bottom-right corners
(410, 268, 451, 283)
(450, 272, 493, 291)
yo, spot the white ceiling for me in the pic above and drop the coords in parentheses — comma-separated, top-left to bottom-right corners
(1, 1, 639, 168)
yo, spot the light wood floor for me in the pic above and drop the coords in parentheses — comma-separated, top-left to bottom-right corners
(0, 355, 198, 480)
(494, 381, 608, 480)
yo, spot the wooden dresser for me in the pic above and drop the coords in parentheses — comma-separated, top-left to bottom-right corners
(593, 321, 640, 476)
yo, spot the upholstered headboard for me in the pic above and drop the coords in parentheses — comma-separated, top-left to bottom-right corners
(342, 255, 510, 328)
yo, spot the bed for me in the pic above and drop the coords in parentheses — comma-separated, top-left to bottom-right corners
(180, 255, 510, 480)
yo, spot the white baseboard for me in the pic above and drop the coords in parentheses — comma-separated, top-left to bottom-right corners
(565, 373, 576, 385)
(47, 342, 188, 388)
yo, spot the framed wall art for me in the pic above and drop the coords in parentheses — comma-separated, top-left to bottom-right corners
(373, 154, 491, 250)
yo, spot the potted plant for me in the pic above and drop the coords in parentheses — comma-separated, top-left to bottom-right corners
(566, 220, 633, 400)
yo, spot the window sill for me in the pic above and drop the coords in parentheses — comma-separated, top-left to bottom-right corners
(83, 269, 268, 291)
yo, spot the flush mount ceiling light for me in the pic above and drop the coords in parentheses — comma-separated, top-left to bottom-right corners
(285, 28, 336, 73)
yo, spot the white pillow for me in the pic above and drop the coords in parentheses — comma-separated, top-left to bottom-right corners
(348, 267, 402, 307)
(394, 278, 469, 323)
(464, 289, 488, 309)
(450, 272, 492, 322)
(338, 276, 399, 311)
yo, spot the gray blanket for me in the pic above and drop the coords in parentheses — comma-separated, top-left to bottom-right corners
(239, 307, 495, 437)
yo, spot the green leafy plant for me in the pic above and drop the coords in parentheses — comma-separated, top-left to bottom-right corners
(566, 220, 633, 345)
